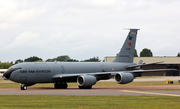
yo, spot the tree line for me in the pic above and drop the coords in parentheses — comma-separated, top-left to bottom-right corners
(134, 48, 153, 57)
(0, 56, 101, 69)
(0, 48, 180, 69)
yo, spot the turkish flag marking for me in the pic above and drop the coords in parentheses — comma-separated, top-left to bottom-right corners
(128, 42, 131, 46)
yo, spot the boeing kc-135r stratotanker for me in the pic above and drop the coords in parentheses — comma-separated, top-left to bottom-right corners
(3, 29, 176, 90)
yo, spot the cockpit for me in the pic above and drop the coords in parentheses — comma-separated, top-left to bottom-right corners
(3, 67, 22, 79)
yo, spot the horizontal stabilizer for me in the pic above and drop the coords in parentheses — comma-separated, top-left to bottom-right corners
(126, 61, 164, 69)
(127, 69, 177, 73)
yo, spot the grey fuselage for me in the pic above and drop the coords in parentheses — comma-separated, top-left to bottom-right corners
(9, 62, 134, 85)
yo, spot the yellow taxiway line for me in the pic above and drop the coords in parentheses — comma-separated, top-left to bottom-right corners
(120, 90, 180, 97)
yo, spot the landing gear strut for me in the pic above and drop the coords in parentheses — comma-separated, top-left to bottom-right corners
(20, 84, 27, 90)
(54, 82, 68, 89)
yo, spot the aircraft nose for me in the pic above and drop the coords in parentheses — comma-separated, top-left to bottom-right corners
(3, 68, 14, 79)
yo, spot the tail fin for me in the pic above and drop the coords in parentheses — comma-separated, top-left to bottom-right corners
(113, 29, 140, 63)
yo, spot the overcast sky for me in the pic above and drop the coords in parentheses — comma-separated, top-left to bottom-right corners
(0, 0, 180, 62)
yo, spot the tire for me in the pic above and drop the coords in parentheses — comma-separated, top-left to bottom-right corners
(87, 86, 92, 89)
(63, 83, 68, 89)
(54, 82, 68, 89)
(78, 85, 92, 89)
(79, 86, 83, 89)
(20, 85, 27, 90)
(24, 86, 27, 90)
(54, 84, 59, 89)
(20, 86, 23, 90)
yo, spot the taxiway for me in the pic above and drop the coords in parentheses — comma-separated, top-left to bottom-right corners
(0, 85, 180, 96)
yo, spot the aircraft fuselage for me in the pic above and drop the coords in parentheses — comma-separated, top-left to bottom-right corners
(7, 62, 134, 85)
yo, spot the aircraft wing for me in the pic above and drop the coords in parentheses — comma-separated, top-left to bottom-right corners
(52, 72, 112, 80)
(52, 68, 177, 80)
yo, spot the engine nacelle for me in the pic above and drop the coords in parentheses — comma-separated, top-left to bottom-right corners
(115, 72, 134, 84)
(77, 75, 97, 87)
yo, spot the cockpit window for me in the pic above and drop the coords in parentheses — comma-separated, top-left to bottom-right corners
(12, 67, 22, 71)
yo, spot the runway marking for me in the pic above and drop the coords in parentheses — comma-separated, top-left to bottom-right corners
(120, 90, 180, 97)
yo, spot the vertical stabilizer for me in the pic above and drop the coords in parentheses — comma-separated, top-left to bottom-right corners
(113, 29, 140, 63)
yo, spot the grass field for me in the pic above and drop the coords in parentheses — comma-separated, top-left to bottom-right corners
(0, 81, 180, 108)
(0, 95, 180, 109)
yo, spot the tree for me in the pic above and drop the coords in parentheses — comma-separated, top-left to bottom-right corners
(177, 53, 180, 57)
(56, 55, 70, 62)
(0, 62, 12, 69)
(10, 61, 14, 65)
(140, 48, 153, 57)
(24, 56, 43, 62)
(15, 59, 23, 64)
(46, 55, 79, 62)
(116, 49, 138, 57)
(134, 49, 138, 57)
(67, 59, 79, 62)
(116, 53, 118, 57)
(82, 57, 101, 62)
(35, 60, 44, 62)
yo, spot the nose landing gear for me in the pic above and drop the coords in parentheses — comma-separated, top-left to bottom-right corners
(20, 84, 27, 90)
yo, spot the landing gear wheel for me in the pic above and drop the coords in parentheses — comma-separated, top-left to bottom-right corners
(20, 85, 27, 90)
(78, 85, 92, 89)
(54, 82, 68, 89)
(79, 86, 83, 89)
(63, 83, 68, 89)
(87, 86, 92, 89)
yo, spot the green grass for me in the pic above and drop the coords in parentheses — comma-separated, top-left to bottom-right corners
(0, 95, 180, 109)
(135, 76, 164, 79)
(0, 81, 180, 88)
(97, 81, 180, 86)
(0, 81, 180, 108)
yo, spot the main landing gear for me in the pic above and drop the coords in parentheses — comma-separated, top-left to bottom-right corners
(54, 82, 68, 89)
(78, 85, 92, 89)
(20, 84, 27, 90)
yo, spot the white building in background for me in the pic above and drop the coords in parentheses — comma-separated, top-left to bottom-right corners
(0, 69, 7, 73)
(0, 69, 7, 79)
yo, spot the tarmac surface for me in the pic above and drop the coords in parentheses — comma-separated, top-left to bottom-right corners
(0, 85, 180, 96)
(0, 76, 180, 96)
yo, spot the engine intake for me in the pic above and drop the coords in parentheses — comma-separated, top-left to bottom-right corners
(77, 75, 97, 87)
(115, 72, 134, 84)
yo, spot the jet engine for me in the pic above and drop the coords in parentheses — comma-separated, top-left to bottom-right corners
(77, 75, 97, 87)
(115, 72, 134, 84)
